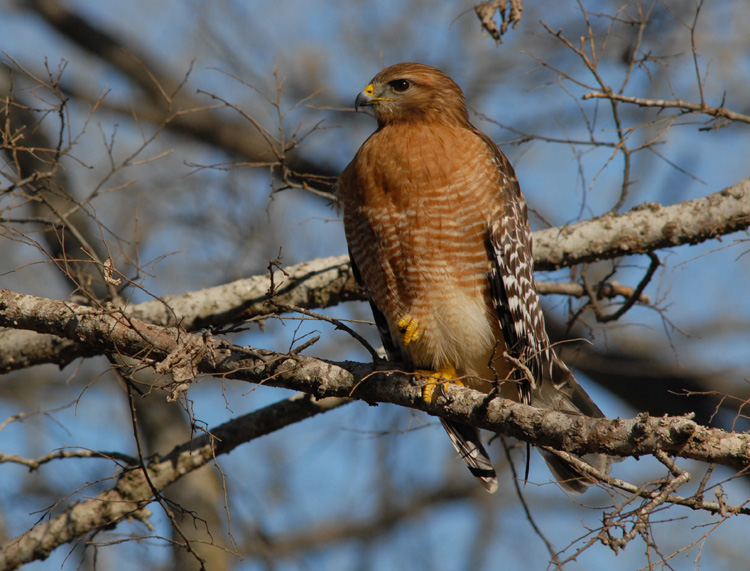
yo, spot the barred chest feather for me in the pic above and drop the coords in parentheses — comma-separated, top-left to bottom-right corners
(341, 122, 513, 388)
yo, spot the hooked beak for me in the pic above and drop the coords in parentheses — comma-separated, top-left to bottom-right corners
(354, 83, 391, 111)
(354, 89, 372, 110)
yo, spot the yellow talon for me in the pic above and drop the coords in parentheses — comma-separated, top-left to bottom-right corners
(397, 314, 422, 346)
(415, 364, 464, 404)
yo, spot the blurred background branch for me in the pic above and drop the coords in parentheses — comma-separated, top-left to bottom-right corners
(2, 0, 749, 569)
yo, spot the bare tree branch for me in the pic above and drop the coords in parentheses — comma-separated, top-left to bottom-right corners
(582, 91, 750, 127)
(0, 391, 349, 570)
(532, 178, 750, 270)
(24, 0, 337, 193)
(1, 288, 749, 470)
(2, 285, 750, 567)
(1, 178, 747, 373)
(3, 2, 748, 569)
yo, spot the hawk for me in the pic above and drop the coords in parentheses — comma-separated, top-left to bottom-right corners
(337, 62, 610, 493)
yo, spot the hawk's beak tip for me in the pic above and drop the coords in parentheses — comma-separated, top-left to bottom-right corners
(354, 91, 373, 111)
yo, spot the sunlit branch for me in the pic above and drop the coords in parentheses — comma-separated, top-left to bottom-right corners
(2, 288, 749, 472)
(1, 177, 748, 373)
(583, 91, 750, 127)
(0, 392, 349, 569)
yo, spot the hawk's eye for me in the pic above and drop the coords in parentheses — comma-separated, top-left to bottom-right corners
(389, 79, 410, 92)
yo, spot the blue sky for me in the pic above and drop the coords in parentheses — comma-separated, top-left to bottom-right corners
(1, 1, 749, 569)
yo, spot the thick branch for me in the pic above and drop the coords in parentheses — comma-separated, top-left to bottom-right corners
(532, 178, 750, 270)
(1, 178, 748, 373)
(128, 255, 360, 329)
(0, 255, 359, 372)
(1, 289, 749, 469)
(2, 288, 750, 568)
(0, 392, 348, 569)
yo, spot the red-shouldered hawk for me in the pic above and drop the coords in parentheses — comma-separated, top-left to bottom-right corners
(337, 62, 610, 493)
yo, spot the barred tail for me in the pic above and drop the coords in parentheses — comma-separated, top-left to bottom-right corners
(440, 419, 498, 494)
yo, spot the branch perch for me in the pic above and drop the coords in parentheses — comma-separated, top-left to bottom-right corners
(1, 178, 748, 374)
(2, 288, 750, 568)
(1, 289, 749, 469)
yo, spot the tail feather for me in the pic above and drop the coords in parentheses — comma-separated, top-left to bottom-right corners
(533, 356, 613, 493)
(440, 418, 498, 493)
(540, 449, 612, 494)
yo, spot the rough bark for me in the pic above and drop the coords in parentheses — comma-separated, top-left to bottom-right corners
(532, 178, 750, 270)
(2, 288, 750, 568)
(1, 177, 748, 374)
(1, 288, 748, 468)
(0, 392, 348, 569)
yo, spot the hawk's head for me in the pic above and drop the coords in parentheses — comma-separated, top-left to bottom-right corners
(354, 62, 469, 128)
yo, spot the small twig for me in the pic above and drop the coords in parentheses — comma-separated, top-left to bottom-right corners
(601, 452, 690, 552)
(582, 92, 750, 126)
(583, 253, 659, 322)
(123, 374, 207, 569)
(271, 300, 381, 361)
(537, 279, 651, 304)
(602, 253, 659, 322)
(541, 448, 744, 516)
(0, 448, 137, 469)
(290, 335, 320, 356)
(501, 437, 563, 566)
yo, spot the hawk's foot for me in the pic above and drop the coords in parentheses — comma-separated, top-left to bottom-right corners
(397, 314, 422, 346)
(415, 364, 464, 404)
